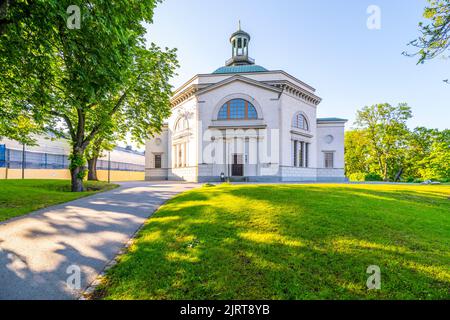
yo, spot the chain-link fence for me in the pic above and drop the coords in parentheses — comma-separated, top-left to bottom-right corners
(0, 145, 144, 172)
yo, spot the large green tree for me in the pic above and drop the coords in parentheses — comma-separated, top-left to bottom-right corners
(426, 130, 450, 180)
(344, 130, 371, 177)
(346, 112, 449, 182)
(413, 129, 450, 180)
(403, 127, 437, 180)
(355, 103, 412, 181)
(0, 1, 177, 191)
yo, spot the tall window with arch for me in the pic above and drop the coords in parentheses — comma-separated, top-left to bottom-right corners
(218, 99, 258, 120)
(293, 113, 309, 131)
(174, 116, 189, 132)
(173, 116, 189, 168)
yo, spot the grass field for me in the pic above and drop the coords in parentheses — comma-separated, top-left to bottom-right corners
(96, 184, 450, 300)
(0, 179, 118, 222)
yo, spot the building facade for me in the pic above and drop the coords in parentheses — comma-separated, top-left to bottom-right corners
(145, 26, 347, 182)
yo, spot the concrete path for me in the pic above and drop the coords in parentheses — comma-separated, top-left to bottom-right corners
(0, 181, 199, 300)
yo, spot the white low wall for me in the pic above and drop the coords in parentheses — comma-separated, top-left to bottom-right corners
(145, 165, 346, 182)
(280, 166, 317, 182)
(317, 168, 346, 181)
(145, 168, 169, 181)
(169, 167, 197, 182)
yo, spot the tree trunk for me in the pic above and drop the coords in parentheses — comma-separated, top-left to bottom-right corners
(70, 148, 85, 192)
(88, 157, 98, 181)
(394, 167, 403, 182)
(383, 161, 389, 181)
(70, 165, 84, 192)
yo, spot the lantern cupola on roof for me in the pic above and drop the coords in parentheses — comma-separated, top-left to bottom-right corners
(226, 21, 255, 66)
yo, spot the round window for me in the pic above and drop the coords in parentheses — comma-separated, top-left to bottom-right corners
(325, 135, 334, 144)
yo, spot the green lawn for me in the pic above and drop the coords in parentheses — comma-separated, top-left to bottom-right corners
(0, 179, 118, 222)
(96, 184, 450, 300)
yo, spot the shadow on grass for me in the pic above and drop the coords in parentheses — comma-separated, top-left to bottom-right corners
(96, 184, 450, 300)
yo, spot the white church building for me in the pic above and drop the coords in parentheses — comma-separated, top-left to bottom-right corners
(145, 26, 347, 182)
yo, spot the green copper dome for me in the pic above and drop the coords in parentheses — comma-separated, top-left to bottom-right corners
(213, 65, 268, 74)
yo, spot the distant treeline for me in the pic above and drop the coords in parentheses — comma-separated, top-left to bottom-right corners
(345, 103, 449, 182)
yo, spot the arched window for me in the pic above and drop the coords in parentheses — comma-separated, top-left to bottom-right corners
(218, 99, 258, 120)
(293, 113, 309, 131)
(174, 117, 189, 132)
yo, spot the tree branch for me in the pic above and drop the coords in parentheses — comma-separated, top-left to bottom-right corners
(50, 110, 76, 141)
(76, 107, 85, 147)
(81, 73, 142, 149)
(81, 90, 128, 149)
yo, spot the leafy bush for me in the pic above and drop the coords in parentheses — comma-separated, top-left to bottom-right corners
(365, 173, 383, 181)
(348, 172, 366, 182)
(348, 172, 384, 182)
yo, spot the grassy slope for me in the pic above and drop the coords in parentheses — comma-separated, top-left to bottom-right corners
(97, 184, 450, 300)
(0, 179, 118, 222)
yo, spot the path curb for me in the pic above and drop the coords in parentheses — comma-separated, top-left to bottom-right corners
(78, 203, 166, 300)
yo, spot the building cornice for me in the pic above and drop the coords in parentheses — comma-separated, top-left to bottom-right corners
(171, 84, 203, 107)
(196, 75, 282, 96)
(172, 75, 200, 96)
(268, 80, 322, 106)
(317, 118, 348, 125)
(170, 75, 285, 108)
(170, 72, 321, 108)
(195, 70, 317, 92)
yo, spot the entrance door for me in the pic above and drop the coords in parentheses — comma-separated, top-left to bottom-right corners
(232, 154, 243, 176)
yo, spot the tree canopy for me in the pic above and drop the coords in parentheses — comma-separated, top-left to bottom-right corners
(0, 1, 178, 191)
(346, 104, 449, 182)
(354, 103, 412, 181)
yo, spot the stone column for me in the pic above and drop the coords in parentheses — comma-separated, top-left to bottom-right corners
(257, 134, 262, 176)
(305, 143, 309, 168)
(303, 142, 307, 168)
(172, 145, 176, 168)
(183, 142, 187, 167)
(301, 142, 305, 168)
(293, 140, 298, 167)
(176, 144, 180, 168)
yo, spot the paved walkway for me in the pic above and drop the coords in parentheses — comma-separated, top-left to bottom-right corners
(0, 181, 198, 300)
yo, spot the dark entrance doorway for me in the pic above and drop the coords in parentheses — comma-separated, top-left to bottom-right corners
(232, 154, 243, 176)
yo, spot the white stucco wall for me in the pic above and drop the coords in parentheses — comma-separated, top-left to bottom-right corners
(316, 122, 346, 169)
(145, 127, 169, 168)
(167, 97, 199, 181)
(279, 92, 318, 168)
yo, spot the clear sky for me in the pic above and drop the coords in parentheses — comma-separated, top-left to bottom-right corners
(143, 0, 449, 131)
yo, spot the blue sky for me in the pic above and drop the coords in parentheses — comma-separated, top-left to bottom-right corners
(144, 0, 449, 131)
